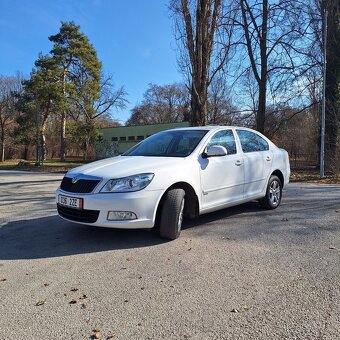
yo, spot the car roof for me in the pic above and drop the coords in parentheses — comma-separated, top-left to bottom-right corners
(168, 126, 248, 132)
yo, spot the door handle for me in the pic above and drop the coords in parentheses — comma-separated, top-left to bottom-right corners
(235, 160, 242, 166)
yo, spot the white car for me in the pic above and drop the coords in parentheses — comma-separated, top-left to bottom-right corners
(56, 126, 290, 239)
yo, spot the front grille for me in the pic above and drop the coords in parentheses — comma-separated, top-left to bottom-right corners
(60, 177, 101, 193)
(57, 204, 99, 223)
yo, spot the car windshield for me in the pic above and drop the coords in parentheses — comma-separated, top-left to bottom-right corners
(122, 129, 208, 157)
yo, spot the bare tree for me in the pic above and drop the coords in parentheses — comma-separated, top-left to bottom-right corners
(170, 0, 234, 126)
(67, 73, 128, 160)
(207, 74, 236, 124)
(235, 0, 317, 134)
(126, 83, 190, 126)
(0, 74, 23, 161)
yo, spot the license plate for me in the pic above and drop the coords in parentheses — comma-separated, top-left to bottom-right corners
(58, 195, 83, 209)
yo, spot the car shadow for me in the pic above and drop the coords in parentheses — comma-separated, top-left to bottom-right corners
(2, 184, 339, 260)
(0, 215, 166, 260)
(0, 203, 262, 261)
(183, 201, 261, 230)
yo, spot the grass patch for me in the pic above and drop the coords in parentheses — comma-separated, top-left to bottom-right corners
(0, 159, 88, 173)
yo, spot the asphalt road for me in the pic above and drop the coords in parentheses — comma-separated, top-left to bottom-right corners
(0, 170, 339, 340)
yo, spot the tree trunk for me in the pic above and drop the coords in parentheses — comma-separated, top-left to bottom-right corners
(324, 0, 340, 173)
(60, 71, 67, 162)
(0, 121, 5, 162)
(23, 145, 29, 160)
(83, 140, 89, 161)
(40, 131, 47, 161)
(35, 128, 41, 164)
(257, 0, 268, 134)
(0, 137, 4, 162)
(191, 82, 205, 126)
(40, 99, 52, 161)
(179, 0, 221, 126)
(257, 79, 267, 134)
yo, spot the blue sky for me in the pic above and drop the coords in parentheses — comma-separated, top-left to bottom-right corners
(0, 0, 183, 122)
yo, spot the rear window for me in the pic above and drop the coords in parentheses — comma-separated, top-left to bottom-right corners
(237, 130, 269, 153)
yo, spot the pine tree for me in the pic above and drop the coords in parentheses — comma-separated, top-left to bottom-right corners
(49, 21, 101, 161)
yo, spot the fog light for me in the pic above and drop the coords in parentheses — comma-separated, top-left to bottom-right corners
(107, 211, 137, 221)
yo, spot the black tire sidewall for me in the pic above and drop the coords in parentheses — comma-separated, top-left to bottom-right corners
(159, 189, 185, 240)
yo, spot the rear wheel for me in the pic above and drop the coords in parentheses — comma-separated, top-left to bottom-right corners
(259, 175, 282, 209)
(159, 189, 185, 240)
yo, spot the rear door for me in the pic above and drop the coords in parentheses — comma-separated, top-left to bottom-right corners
(236, 129, 273, 198)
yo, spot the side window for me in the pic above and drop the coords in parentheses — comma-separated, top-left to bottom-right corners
(237, 130, 269, 153)
(207, 130, 237, 155)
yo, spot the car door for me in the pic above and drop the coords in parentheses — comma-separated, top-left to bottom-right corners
(236, 129, 273, 198)
(199, 129, 244, 211)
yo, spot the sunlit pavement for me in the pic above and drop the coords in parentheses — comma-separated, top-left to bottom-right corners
(0, 171, 339, 340)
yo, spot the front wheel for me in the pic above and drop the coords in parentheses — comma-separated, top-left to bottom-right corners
(259, 175, 282, 209)
(159, 189, 185, 240)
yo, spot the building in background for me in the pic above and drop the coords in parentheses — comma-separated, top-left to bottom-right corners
(96, 121, 190, 158)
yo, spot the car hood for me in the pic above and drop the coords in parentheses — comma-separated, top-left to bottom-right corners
(66, 156, 188, 180)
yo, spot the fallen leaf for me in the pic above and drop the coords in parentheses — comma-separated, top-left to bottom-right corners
(124, 299, 129, 303)
(0, 278, 7, 282)
(220, 236, 231, 240)
(126, 257, 133, 261)
(81, 303, 86, 309)
(329, 246, 336, 250)
(93, 331, 102, 339)
(36, 300, 47, 306)
(43, 283, 49, 287)
(188, 248, 192, 251)
(107, 331, 116, 339)
(71, 287, 79, 292)
(230, 308, 238, 313)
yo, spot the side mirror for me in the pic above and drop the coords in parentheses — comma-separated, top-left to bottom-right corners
(202, 145, 228, 158)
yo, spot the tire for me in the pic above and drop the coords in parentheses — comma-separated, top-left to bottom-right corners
(159, 189, 185, 240)
(259, 175, 282, 210)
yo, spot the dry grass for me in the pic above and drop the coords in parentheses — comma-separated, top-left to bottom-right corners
(290, 169, 340, 184)
(0, 159, 87, 173)
(1, 160, 339, 184)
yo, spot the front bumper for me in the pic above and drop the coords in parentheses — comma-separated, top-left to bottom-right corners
(56, 188, 163, 229)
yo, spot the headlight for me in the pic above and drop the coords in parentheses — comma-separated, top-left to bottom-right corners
(100, 173, 154, 193)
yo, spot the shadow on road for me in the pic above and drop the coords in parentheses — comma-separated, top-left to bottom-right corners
(0, 216, 166, 260)
(1, 184, 339, 260)
(0, 203, 261, 260)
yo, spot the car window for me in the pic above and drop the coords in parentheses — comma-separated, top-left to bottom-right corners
(206, 130, 237, 155)
(123, 130, 208, 157)
(236, 129, 269, 153)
